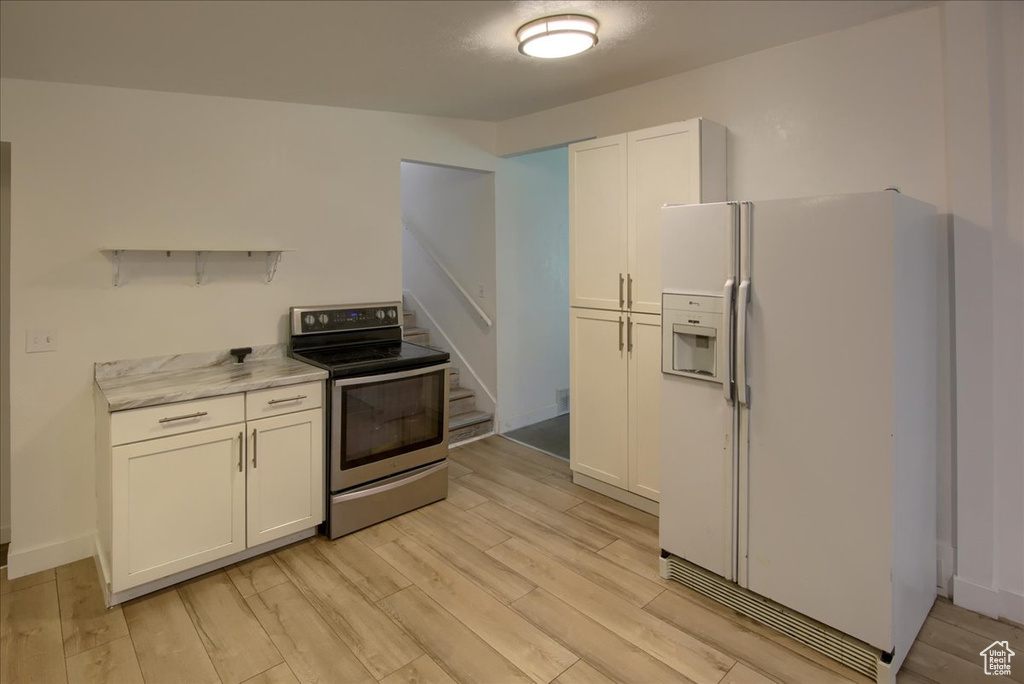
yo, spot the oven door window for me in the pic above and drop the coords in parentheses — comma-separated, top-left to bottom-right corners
(340, 369, 445, 469)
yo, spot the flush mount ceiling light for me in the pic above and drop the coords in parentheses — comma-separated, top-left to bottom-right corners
(516, 14, 599, 59)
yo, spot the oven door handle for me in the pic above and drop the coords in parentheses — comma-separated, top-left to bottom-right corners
(333, 362, 451, 387)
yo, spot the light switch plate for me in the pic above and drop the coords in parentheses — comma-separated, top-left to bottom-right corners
(26, 329, 58, 353)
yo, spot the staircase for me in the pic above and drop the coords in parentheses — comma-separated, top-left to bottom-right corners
(402, 306, 494, 445)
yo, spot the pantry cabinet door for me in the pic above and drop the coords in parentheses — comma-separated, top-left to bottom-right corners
(112, 424, 246, 591)
(570, 308, 629, 488)
(628, 313, 662, 501)
(246, 408, 324, 546)
(628, 121, 702, 314)
(570, 134, 628, 311)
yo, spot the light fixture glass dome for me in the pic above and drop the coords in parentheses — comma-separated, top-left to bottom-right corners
(517, 14, 599, 59)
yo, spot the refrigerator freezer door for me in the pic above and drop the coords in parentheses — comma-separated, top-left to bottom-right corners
(741, 194, 895, 650)
(661, 203, 737, 296)
(660, 374, 737, 578)
(659, 201, 739, 580)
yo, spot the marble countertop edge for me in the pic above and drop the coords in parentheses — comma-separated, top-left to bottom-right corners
(95, 350, 328, 412)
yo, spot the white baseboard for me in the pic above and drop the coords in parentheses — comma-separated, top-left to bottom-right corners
(499, 403, 562, 434)
(1000, 588, 1024, 626)
(937, 543, 955, 597)
(6, 531, 95, 578)
(0, 524, 10, 545)
(953, 574, 1005, 619)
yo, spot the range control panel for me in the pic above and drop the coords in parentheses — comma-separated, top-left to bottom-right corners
(291, 303, 400, 334)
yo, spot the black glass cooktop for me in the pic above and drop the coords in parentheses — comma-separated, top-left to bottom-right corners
(292, 341, 449, 378)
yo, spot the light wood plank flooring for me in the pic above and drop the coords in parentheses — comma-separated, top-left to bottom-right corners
(1, 436, 1020, 684)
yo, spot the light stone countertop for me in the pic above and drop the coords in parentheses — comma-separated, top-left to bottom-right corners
(95, 344, 328, 412)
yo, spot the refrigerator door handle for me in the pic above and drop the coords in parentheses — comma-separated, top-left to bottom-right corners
(723, 277, 736, 402)
(737, 279, 751, 406)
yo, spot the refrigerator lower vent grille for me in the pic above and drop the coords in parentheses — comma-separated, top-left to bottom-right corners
(662, 555, 882, 681)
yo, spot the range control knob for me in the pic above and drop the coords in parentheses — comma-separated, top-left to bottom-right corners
(376, 310, 385, 320)
(303, 314, 315, 327)
(318, 313, 330, 325)
(388, 309, 397, 319)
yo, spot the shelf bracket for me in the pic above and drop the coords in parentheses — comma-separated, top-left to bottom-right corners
(195, 251, 208, 285)
(265, 251, 282, 284)
(112, 250, 123, 287)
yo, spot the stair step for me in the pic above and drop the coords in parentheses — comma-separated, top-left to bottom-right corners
(449, 410, 494, 445)
(449, 387, 474, 401)
(449, 386, 476, 414)
(403, 327, 429, 345)
(449, 409, 492, 430)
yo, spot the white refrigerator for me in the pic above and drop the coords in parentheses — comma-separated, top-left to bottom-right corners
(658, 191, 937, 683)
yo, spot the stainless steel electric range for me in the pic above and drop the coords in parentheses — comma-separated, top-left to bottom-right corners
(289, 302, 450, 539)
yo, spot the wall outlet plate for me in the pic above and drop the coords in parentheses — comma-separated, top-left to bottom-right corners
(26, 329, 58, 353)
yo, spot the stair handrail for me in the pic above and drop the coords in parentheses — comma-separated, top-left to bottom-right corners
(402, 217, 494, 328)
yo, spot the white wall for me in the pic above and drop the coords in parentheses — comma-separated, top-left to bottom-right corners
(497, 4, 958, 589)
(945, 0, 1024, 623)
(1, 142, 11, 547)
(0, 78, 496, 576)
(401, 161, 497, 403)
(494, 147, 570, 432)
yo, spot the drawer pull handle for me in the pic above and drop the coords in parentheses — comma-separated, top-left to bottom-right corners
(267, 395, 307, 405)
(158, 411, 208, 424)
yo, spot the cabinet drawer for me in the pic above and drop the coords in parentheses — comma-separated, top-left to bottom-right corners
(246, 381, 322, 420)
(111, 395, 245, 446)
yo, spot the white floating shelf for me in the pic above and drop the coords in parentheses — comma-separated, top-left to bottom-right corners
(100, 248, 295, 286)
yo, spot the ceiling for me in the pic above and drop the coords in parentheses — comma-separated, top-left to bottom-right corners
(1, 0, 930, 122)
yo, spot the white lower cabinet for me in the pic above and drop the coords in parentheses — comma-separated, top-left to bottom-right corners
(570, 309, 660, 502)
(570, 309, 629, 488)
(98, 382, 324, 600)
(112, 424, 247, 590)
(246, 409, 324, 546)
(627, 313, 662, 501)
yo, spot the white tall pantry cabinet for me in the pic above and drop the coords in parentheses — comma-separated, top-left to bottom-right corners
(569, 118, 726, 506)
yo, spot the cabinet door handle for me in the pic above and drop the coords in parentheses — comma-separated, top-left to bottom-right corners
(618, 316, 624, 351)
(237, 431, 243, 472)
(158, 411, 208, 424)
(619, 273, 624, 309)
(627, 274, 633, 310)
(252, 428, 258, 468)
(268, 395, 306, 405)
(627, 316, 633, 353)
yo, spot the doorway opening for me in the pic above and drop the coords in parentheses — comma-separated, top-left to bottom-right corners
(495, 146, 570, 460)
(400, 160, 497, 444)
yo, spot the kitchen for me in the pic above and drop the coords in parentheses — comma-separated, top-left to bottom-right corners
(1, 2, 1022, 684)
